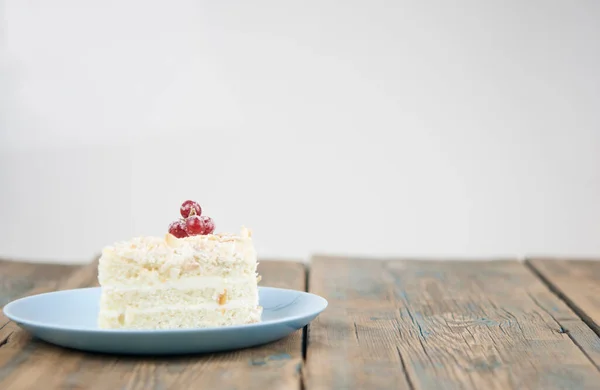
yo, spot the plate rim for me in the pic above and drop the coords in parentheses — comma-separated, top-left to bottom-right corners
(3, 286, 328, 334)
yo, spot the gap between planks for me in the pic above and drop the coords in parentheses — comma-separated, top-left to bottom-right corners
(300, 263, 310, 390)
(525, 259, 600, 370)
(525, 259, 600, 338)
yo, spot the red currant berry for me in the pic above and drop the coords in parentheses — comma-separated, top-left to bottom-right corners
(200, 216, 215, 235)
(168, 220, 188, 238)
(185, 215, 205, 236)
(180, 200, 202, 218)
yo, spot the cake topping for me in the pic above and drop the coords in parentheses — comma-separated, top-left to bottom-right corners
(169, 200, 216, 237)
(199, 216, 215, 235)
(168, 220, 188, 238)
(165, 233, 182, 248)
(240, 227, 252, 238)
(185, 215, 205, 235)
(180, 200, 202, 218)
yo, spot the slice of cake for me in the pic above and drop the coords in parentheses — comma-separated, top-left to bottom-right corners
(97, 200, 262, 329)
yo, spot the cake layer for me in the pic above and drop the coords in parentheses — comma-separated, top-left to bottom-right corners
(98, 306, 262, 329)
(100, 281, 258, 310)
(98, 259, 257, 287)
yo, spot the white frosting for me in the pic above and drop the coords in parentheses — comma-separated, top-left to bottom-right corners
(102, 300, 257, 316)
(102, 275, 257, 291)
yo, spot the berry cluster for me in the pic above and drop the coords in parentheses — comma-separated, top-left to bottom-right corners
(168, 200, 215, 238)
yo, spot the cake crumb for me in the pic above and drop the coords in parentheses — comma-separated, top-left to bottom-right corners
(218, 289, 228, 305)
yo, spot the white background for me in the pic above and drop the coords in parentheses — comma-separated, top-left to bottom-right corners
(1, 1, 599, 264)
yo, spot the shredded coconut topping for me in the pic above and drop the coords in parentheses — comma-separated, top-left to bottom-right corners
(100, 227, 256, 269)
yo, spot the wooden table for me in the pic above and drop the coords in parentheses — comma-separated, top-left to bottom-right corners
(2, 257, 600, 389)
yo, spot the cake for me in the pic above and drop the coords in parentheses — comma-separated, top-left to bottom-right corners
(97, 200, 262, 329)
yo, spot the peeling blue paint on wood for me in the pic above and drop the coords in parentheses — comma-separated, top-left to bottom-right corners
(466, 359, 502, 372)
(268, 353, 291, 361)
(410, 311, 431, 338)
(249, 353, 291, 366)
(538, 368, 587, 390)
(414, 270, 446, 280)
(474, 317, 500, 327)
(395, 288, 410, 301)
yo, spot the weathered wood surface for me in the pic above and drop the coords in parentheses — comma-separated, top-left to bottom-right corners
(0, 259, 79, 307)
(0, 259, 85, 344)
(527, 259, 600, 368)
(527, 259, 600, 332)
(5, 257, 600, 390)
(0, 259, 306, 390)
(306, 257, 600, 390)
(0, 258, 100, 389)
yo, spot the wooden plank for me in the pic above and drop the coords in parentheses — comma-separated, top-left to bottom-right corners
(306, 257, 600, 390)
(560, 320, 600, 370)
(0, 258, 99, 381)
(0, 259, 305, 390)
(0, 259, 81, 342)
(527, 259, 600, 369)
(0, 259, 78, 306)
(526, 259, 600, 333)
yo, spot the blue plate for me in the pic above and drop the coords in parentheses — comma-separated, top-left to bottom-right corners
(3, 286, 327, 355)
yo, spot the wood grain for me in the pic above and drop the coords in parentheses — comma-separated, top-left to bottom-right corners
(0, 259, 85, 344)
(527, 259, 600, 369)
(306, 257, 600, 390)
(0, 259, 306, 390)
(526, 259, 600, 332)
(0, 259, 78, 307)
(0, 258, 99, 388)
